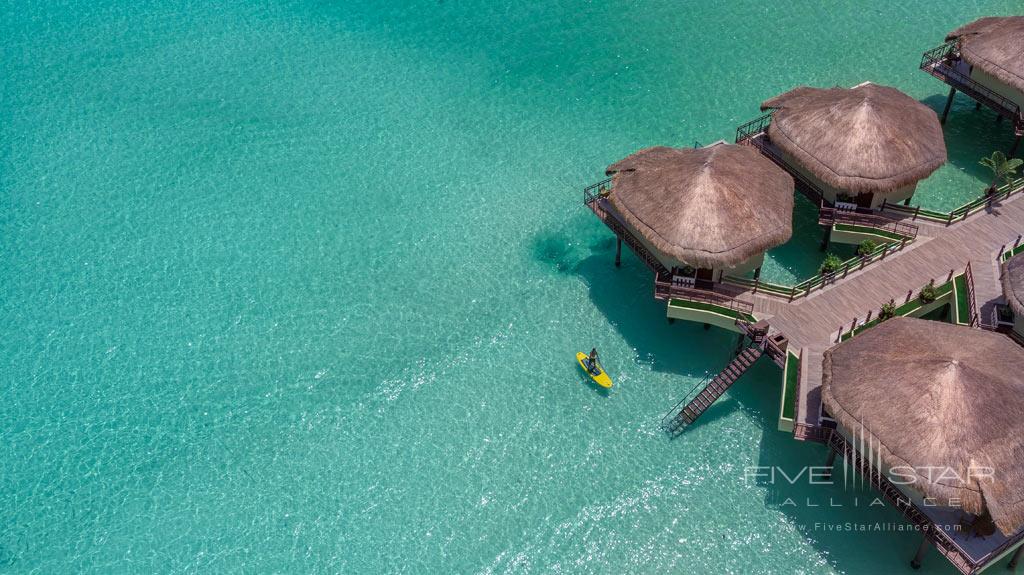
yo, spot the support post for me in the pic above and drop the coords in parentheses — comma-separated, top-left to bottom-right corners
(910, 536, 929, 570)
(1011, 135, 1021, 159)
(615, 237, 622, 267)
(904, 193, 914, 206)
(822, 450, 837, 480)
(941, 87, 956, 123)
(1008, 543, 1024, 569)
(821, 226, 831, 250)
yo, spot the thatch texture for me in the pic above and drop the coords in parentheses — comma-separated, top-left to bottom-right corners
(1002, 254, 1024, 317)
(947, 17, 1024, 95)
(605, 144, 793, 270)
(822, 317, 1024, 536)
(761, 83, 947, 195)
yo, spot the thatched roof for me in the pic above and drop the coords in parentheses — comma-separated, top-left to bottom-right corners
(1002, 254, 1024, 316)
(947, 17, 1024, 95)
(822, 317, 1024, 536)
(761, 83, 947, 195)
(605, 143, 793, 270)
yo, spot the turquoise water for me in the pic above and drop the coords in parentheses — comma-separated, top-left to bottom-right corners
(2, 1, 1020, 573)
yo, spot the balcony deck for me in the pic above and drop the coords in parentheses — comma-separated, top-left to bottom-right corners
(920, 42, 1024, 136)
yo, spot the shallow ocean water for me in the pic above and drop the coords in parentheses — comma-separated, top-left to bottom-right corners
(2, 1, 1020, 573)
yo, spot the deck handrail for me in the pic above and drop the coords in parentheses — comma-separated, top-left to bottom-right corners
(882, 177, 1024, 225)
(735, 112, 773, 144)
(583, 180, 670, 277)
(655, 280, 755, 315)
(660, 373, 711, 431)
(735, 121, 830, 206)
(820, 207, 919, 239)
(829, 431, 978, 574)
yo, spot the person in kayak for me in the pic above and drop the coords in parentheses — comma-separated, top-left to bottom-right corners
(587, 348, 601, 375)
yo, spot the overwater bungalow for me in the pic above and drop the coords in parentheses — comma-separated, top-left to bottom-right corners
(1001, 253, 1024, 342)
(821, 317, 1024, 574)
(921, 16, 1024, 153)
(583, 142, 793, 330)
(737, 83, 947, 217)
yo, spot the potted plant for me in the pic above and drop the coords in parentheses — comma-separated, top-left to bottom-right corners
(857, 239, 878, 257)
(919, 280, 937, 304)
(979, 151, 1023, 195)
(819, 253, 843, 275)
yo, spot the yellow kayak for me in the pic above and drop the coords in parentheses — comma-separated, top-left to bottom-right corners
(576, 352, 613, 388)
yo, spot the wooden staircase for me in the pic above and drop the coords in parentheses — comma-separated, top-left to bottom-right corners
(662, 346, 763, 435)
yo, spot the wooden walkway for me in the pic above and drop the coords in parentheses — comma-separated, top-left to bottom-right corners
(735, 192, 1024, 431)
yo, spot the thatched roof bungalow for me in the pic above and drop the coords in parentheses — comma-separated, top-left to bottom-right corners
(946, 17, 1024, 109)
(822, 317, 1024, 572)
(922, 17, 1024, 152)
(759, 82, 947, 210)
(1001, 254, 1024, 337)
(604, 142, 794, 287)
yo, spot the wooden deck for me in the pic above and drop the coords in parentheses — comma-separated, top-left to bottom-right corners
(735, 191, 1024, 432)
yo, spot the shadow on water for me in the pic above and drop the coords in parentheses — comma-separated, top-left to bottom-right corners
(572, 250, 740, 378)
(921, 92, 1018, 181)
(535, 226, 976, 572)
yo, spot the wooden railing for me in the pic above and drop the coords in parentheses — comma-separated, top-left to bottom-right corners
(724, 238, 913, 302)
(735, 112, 773, 144)
(882, 178, 1024, 225)
(735, 115, 830, 207)
(655, 278, 755, 316)
(963, 261, 979, 328)
(921, 41, 1024, 133)
(828, 431, 978, 574)
(819, 207, 919, 240)
(793, 423, 830, 443)
(583, 180, 670, 277)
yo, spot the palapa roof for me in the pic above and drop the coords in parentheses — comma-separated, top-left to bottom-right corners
(605, 143, 793, 270)
(947, 17, 1024, 95)
(822, 317, 1024, 536)
(761, 83, 947, 195)
(1002, 254, 1024, 316)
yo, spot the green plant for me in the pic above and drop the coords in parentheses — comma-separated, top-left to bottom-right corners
(819, 253, 843, 274)
(857, 239, 878, 257)
(979, 151, 1023, 193)
(879, 301, 897, 321)
(919, 281, 937, 304)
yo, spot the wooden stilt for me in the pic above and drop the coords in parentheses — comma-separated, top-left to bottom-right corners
(904, 194, 914, 206)
(910, 537, 929, 570)
(941, 87, 956, 124)
(1010, 135, 1021, 159)
(615, 237, 622, 267)
(821, 226, 831, 250)
(976, 102, 982, 111)
(1008, 544, 1024, 569)
(822, 450, 837, 480)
